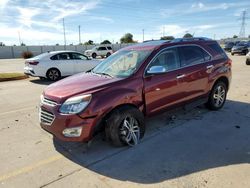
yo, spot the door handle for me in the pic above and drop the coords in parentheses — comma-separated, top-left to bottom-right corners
(206, 65, 214, 69)
(176, 74, 185, 79)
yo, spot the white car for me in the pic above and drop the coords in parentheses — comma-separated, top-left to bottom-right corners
(24, 51, 101, 80)
(84, 46, 113, 58)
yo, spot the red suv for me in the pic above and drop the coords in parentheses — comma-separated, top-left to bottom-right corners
(40, 38, 232, 147)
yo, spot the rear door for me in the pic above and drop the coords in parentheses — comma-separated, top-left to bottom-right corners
(69, 53, 98, 73)
(97, 47, 107, 56)
(50, 53, 74, 76)
(176, 45, 211, 101)
(144, 47, 183, 115)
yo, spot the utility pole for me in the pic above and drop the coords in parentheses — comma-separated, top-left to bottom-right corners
(63, 18, 66, 48)
(142, 29, 144, 42)
(18, 31, 22, 45)
(78, 25, 81, 44)
(239, 11, 247, 38)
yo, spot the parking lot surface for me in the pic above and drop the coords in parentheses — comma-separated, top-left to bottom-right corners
(0, 55, 249, 188)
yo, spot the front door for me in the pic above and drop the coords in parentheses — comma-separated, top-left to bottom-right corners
(144, 47, 183, 115)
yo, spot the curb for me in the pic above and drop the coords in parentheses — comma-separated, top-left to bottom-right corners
(0, 75, 29, 82)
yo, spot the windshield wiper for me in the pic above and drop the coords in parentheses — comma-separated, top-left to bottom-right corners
(91, 71, 113, 78)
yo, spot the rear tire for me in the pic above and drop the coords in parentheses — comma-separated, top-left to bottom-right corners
(206, 81, 227, 111)
(46, 68, 61, 81)
(105, 106, 145, 147)
(231, 52, 234, 56)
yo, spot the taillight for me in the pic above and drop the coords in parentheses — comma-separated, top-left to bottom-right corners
(228, 58, 232, 66)
(29, 61, 39, 65)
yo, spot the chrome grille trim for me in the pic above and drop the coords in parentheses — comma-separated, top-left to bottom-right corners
(40, 108, 55, 125)
(42, 97, 57, 107)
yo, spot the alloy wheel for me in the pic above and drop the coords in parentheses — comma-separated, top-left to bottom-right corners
(48, 70, 59, 81)
(120, 116, 140, 146)
(213, 85, 226, 108)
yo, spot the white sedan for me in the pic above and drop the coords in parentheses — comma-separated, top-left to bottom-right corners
(24, 51, 101, 80)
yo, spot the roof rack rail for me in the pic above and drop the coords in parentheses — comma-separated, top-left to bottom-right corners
(171, 37, 212, 43)
(143, 39, 170, 43)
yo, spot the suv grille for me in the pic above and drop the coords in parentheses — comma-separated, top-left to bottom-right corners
(39, 108, 55, 125)
(42, 97, 57, 106)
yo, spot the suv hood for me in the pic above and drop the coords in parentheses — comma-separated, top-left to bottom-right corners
(44, 73, 122, 102)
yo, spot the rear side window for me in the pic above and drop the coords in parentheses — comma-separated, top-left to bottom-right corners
(50, 55, 58, 60)
(98, 47, 107, 51)
(58, 53, 70, 60)
(107, 46, 112, 50)
(179, 46, 210, 67)
(208, 42, 227, 59)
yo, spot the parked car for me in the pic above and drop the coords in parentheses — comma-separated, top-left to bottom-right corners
(84, 46, 113, 58)
(231, 41, 250, 55)
(224, 42, 235, 52)
(40, 38, 232, 147)
(246, 52, 250, 65)
(24, 51, 100, 81)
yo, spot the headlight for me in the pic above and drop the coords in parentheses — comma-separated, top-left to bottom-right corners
(59, 94, 91, 114)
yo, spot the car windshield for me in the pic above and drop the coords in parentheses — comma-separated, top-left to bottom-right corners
(236, 42, 248, 46)
(92, 49, 153, 78)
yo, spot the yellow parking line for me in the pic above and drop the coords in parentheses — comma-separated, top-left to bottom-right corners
(0, 155, 63, 182)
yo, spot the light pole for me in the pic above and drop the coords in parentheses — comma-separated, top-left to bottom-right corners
(78, 25, 81, 44)
(142, 29, 144, 42)
(63, 18, 66, 49)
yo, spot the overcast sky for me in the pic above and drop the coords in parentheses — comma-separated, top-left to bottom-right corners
(0, 0, 249, 45)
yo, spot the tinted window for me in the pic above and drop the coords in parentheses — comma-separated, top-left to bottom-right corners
(107, 46, 112, 50)
(208, 43, 227, 59)
(149, 48, 180, 71)
(98, 47, 107, 51)
(70, 53, 88, 60)
(179, 46, 208, 67)
(50, 55, 58, 60)
(58, 53, 70, 60)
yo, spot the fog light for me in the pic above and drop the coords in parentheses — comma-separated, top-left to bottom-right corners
(62, 127, 82, 137)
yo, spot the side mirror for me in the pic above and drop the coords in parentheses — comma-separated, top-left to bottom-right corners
(147, 66, 166, 74)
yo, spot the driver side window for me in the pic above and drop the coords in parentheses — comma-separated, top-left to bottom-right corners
(149, 48, 180, 72)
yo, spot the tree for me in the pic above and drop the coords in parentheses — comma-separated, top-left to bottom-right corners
(160, 36, 175, 40)
(21, 42, 26, 46)
(84, 40, 94, 45)
(233, 35, 238, 39)
(0, 42, 5, 46)
(100, 40, 111, 44)
(120, 33, 135, 43)
(183, 33, 193, 38)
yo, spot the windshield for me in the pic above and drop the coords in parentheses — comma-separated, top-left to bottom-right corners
(92, 49, 153, 78)
(236, 42, 248, 46)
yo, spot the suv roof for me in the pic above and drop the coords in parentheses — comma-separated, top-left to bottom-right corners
(125, 37, 215, 51)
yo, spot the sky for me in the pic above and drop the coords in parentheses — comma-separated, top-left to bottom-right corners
(0, 0, 249, 45)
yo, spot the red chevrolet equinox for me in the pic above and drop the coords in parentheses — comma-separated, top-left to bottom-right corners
(40, 38, 232, 147)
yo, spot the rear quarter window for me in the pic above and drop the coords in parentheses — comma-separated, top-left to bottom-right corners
(50, 55, 58, 60)
(208, 42, 227, 60)
(107, 46, 112, 50)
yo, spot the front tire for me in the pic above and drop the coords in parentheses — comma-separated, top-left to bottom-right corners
(231, 52, 234, 56)
(92, 53, 97, 59)
(46, 68, 61, 81)
(106, 52, 111, 57)
(206, 81, 227, 110)
(105, 106, 145, 147)
(246, 59, 250, 65)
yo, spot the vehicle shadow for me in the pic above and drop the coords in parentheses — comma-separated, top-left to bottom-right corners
(29, 78, 54, 85)
(53, 100, 250, 184)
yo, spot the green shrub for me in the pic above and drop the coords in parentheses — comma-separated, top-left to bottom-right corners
(22, 51, 33, 59)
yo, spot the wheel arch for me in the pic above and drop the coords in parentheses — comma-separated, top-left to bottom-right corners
(91, 103, 142, 137)
(213, 76, 229, 90)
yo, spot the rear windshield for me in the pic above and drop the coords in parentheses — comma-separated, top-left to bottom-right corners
(33, 52, 49, 59)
